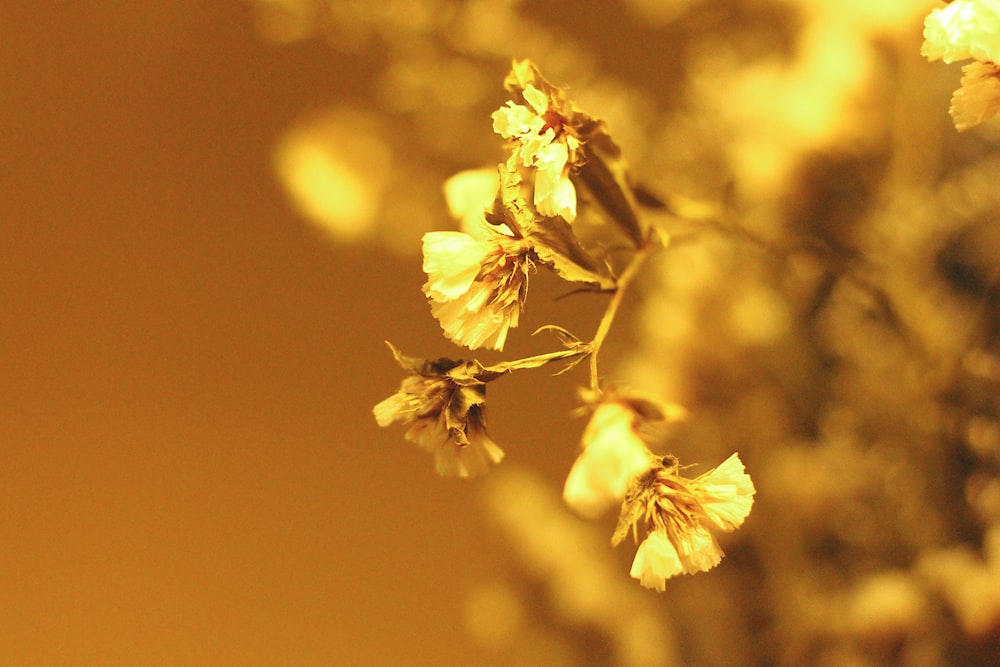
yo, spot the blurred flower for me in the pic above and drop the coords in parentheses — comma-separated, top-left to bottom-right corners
(950, 61, 1000, 131)
(492, 62, 582, 222)
(563, 400, 657, 520)
(273, 109, 390, 242)
(422, 229, 533, 351)
(615, 453, 755, 590)
(443, 168, 501, 236)
(922, 0, 1000, 130)
(374, 345, 503, 478)
(922, 0, 1000, 64)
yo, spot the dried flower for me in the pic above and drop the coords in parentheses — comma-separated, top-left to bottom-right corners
(922, 0, 1000, 130)
(922, 0, 1000, 65)
(422, 229, 533, 351)
(492, 61, 581, 222)
(950, 61, 1000, 130)
(373, 344, 503, 478)
(614, 453, 756, 591)
(563, 401, 657, 519)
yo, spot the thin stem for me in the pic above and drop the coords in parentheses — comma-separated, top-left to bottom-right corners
(589, 242, 655, 391)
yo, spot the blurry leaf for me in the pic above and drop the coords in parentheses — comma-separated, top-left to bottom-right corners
(612, 478, 648, 547)
(575, 120, 645, 247)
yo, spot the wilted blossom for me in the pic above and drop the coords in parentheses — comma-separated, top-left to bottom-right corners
(422, 229, 534, 351)
(615, 453, 756, 591)
(563, 400, 658, 520)
(922, 0, 1000, 130)
(922, 0, 1000, 64)
(492, 61, 581, 222)
(373, 346, 503, 478)
(950, 61, 1000, 130)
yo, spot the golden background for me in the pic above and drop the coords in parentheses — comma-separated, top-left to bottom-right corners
(3, 3, 493, 664)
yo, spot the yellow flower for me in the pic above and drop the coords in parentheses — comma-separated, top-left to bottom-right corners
(615, 453, 756, 589)
(922, 0, 1000, 64)
(690, 452, 757, 531)
(950, 61, 1000, 130)
(563, 401, 657, 519)
(374, 351, 504, 478)
(492, 83, 580, 222)
(422, 230, 533, 351)
(629, 530, 685, 591)
(629, 527, 724, 592)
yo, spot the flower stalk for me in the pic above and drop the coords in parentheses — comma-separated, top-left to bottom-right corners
(374, 59, 755, 591)
(588, 240, 656, 391)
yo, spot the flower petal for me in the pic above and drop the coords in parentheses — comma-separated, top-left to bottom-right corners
(630, 531, 684, 591)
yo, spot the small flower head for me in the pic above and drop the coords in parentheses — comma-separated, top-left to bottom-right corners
(373, 344, 503, 478)
(563, 400, 657, 519)
(950, 61, 1000, 130)
(922, 0, 1000, 130)
(614, 453, 756, 590)
(922, 0, 1000, 65)
(492, 61, 582, 222)
(563, 392, 687, 519)
(422, 229, 534, 351)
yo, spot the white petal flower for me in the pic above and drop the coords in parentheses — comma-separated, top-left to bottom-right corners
(422, 230, 532, 351)
(691, 452, 757, 532)
(629, 524, 725, 591)
(672, 525, 725, 575)
(492, 83, 580, 222)
(442, 168, 503, 239)
(615, 452, 756, 590)
(630, 531, 684, 592)
(532, 141, 577, 221)
(374, 354, 504, 479)
(950, 61, 1000, 130)
(922, 0, 1000, 64)
(563, 402, 654, 519)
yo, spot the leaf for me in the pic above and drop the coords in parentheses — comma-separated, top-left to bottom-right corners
(574, 120, 645, 247)
(479, 347, 590, 378)
(485, 159, 534, 238)
(491, 160, 613, 288)
(528, 217, 616, 289)
(384, 340, 428, 374)
(532, 324, 583, 347)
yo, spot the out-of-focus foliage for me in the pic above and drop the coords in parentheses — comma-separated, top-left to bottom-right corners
(255, 0, 1000, 664)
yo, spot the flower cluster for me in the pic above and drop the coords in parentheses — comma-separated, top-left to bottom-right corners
(374, 59, 756, 591)
(614, 453, 757, 591)
(922, 0, 1000, 130)
(492, 60, 583, 222)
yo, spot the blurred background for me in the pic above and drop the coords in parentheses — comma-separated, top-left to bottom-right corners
(4, 1, 1000, 665)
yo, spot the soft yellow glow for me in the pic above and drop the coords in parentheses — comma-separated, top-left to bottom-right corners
(443, 168, 498, 234)
(729, 285, 790, 346)
(273, 111, 390, 242)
